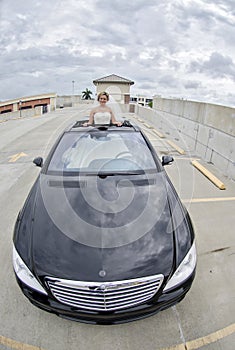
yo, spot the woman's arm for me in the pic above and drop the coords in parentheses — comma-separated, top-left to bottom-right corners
(88, 110, 95, 124)
(83, 110, 95, 126)
(110, 109, 122, 126)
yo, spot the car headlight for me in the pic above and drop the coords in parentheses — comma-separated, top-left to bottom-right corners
(163, 241, 196, 292)
(13, 245, 47, 295)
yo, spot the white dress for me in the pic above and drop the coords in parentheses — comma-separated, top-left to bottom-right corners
(94, 112, 111, 124)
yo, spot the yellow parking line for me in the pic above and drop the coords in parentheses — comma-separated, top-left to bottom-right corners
(152, 128, 165, 138)
(186, 322, 235, 349)
(8, 152, 27, 163)
(173, 157, 200, 161)
(32, 114, 41, 118)
(183, 197, 235, 203)
(167, 140, 185, 155)
(0, 335, 46, 350)
(161, 323, 235, 350)
(144, 129, 165, 139)
(1, 323, 234, 350)
(191, 160, 226, 190)
(161, 344, 185, 350)
(143, 122, 154, 129)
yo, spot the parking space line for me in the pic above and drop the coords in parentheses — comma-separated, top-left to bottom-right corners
(1, 323, 234, 350)
(142, 126, 165, 139)
(166, 140, 185, 155)
(173, 157, 200, 161)
(0, 335, 46, 350)
(143, 122, 154, 129)
(183, 197, 235, 203)
(143, 131, 163, 139)
(186, 322, 235, 350)
(131, 118, 165, 138)
(191, 160, 226, 190)
(152, 128, 165, 138)
(8, 152, 27, 163)
(161, 323, 235, 350)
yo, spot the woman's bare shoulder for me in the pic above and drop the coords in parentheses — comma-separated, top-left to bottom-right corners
(90, 106, 99, 113)
(106, 106, 113, 113)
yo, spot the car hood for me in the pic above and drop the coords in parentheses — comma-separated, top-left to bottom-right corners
(31, 173, 175, 282)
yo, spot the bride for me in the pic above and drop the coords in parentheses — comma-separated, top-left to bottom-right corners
(83, 91, 122, 126)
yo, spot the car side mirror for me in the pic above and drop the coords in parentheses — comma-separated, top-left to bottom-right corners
(33, 157, 43, 167)
(162, 155, 174, 166)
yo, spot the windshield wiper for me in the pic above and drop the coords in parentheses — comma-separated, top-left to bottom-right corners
(97, 171, 145, 177)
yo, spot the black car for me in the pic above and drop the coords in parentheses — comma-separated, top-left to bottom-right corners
(13, 119, 196, 324)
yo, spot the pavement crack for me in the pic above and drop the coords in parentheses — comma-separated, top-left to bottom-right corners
(172, 305, 187, 349)
(201, 246, 231, 255)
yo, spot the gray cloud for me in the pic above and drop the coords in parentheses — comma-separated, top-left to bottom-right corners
(189, 52, 235, 80)
(184, 80, 202, 90)
(0, 0, 235, 107)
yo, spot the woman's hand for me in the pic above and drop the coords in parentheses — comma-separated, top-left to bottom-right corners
(114, 121, 122, 126)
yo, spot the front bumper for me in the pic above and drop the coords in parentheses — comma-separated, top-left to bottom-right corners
(15, 271, 195, 324)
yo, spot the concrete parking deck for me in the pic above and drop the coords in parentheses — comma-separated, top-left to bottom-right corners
(0, 107, 234, 350)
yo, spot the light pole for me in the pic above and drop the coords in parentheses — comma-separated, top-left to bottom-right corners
(72, 81, 75, 107)
(19, 100, 22, 117)
(72, 80, 75, 95)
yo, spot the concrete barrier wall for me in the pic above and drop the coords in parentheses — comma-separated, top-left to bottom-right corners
(0, 106, 42, 122)
(153, 98, 235, 136)
(130, 99, 235, 180)
(56, 95, 95, 108)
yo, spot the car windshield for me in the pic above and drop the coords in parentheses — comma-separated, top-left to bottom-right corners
(47, 130, 158, 175)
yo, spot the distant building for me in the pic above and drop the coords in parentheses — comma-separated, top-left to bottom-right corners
(93, 74, 134, 104)
(0, 93, 56, 114)
(130, 95, 153, 107)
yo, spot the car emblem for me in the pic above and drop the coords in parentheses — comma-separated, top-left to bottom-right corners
(94, 284, 106, 292)
(99, 269, 106, 277)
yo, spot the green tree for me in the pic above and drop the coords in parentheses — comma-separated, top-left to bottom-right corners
(82, 88, 93, 100)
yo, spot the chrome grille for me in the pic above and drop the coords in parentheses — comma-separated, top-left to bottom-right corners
(46, 275, 164, 311)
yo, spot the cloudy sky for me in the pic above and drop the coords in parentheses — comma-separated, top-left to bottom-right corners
(0, 0, 235, 107)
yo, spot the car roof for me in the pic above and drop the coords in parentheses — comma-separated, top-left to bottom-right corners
(65, 119, 141, 133)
